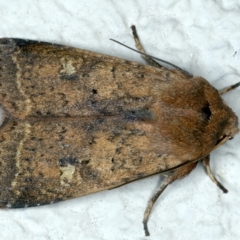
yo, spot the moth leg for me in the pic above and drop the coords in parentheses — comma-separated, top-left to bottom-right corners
(202, 155, 228, 193)
(143, 162, 198, 236)
(131, 25, 163, 69)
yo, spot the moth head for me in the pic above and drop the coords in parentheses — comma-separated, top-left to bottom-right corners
(201, 77, 239, 149)
(213, 111, 239, 149)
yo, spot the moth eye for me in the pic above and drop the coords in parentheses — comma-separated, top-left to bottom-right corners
(201, 102, 212, 122)
(229, 136, 234, 140)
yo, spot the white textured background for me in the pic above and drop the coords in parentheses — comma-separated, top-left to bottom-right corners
(0, 1, 240, 240)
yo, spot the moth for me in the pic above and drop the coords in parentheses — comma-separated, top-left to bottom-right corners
(0, 26, 239, 236)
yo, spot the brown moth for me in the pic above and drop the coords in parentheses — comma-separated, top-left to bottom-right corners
(0, 26, 239, 236)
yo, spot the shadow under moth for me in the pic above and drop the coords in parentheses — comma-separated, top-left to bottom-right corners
(0, 26, 239, 236)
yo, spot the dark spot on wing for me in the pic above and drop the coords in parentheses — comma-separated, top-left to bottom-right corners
(124, 108, 155, 121)
(59, 73, 78, 81)
(58, 157, 78, 167)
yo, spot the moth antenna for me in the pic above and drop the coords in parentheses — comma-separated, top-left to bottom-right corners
(218, 82, 240, 95)
(110, 38, 192, 77)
